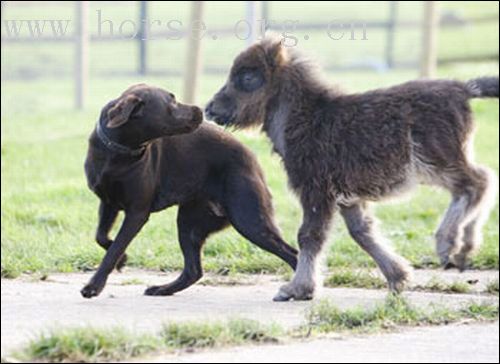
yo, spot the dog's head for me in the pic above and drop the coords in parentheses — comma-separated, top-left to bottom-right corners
(205, 35, 288, 128)
(102, 84, 203, 145)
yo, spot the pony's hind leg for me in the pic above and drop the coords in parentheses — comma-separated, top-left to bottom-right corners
(451, 166, 497, 270)
(435, 164, 493, 269)
(340, 202, 412, 292)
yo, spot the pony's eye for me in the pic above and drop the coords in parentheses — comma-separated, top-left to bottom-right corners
(235, 68, 265, 92)
(243, 73, 253, 83)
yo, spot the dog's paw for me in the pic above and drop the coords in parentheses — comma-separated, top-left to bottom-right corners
(81, 283, 102, 299)
(273, 282, 315, 302)
(144, 285, 174, 296)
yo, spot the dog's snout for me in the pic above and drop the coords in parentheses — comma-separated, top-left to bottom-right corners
(192, 106, 203, 123)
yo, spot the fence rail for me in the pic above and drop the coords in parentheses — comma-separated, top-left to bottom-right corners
(2, 1, 498, 109)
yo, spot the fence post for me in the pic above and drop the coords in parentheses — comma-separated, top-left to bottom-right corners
(245, 1, 262, 45)
(183, 1, 205, 104)
(75, 1, 89, 110)
(138, 0, 147, 75)
(385, 1, 398, 69)
(262, 1, 270, 30)
(420, 1, 439, 78)
(1, 1, 5, 82)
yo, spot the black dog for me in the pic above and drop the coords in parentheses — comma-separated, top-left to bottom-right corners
(82, 84, 297, 298)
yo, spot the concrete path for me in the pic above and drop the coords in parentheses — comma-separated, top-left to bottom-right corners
(1, 269, 498, 361)
(144, 322, 499, 363)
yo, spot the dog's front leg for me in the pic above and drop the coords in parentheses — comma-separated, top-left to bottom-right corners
(95, 202, 128, 271)
(81, 210, 149, 298)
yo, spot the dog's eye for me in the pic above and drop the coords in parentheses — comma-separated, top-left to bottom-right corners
(235, 69, 264, 92)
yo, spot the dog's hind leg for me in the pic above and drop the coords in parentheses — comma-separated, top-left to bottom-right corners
(144, 200, 229, 296)
(340, 202, 412, 292)
(95, 202, 127, 271)
(435, 164, 493, 269)
(223, 174, 298, 272)
(448, 166, 497, 270)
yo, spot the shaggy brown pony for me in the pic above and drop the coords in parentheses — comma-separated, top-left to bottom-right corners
(206, 36, 499, 301)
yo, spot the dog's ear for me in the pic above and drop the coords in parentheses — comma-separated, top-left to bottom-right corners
(262, 35, 288, 68)
(107, 94, 144, 128)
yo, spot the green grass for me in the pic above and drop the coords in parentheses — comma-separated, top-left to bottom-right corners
(22, 327, 161, 363)
(18, 298, 499, 362)
(324, 270, 500, 295)
(1, 3, 499, 277)
(20, 319, 281, 363)
(414, 277, 472, 294)
(306, 295, 499, 333)
(486, 279, 499, 295)
(1, 69, 497, 278)
(161, 319, 281, 349)
(324, 269, 387, 289)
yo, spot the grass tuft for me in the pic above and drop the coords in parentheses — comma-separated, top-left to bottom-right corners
(23, 327, 160, 363)
(18, 300, 500, 362)
(486, 279, 499, 295)
(20, 319, 281, 363)
(1, 265, 21, 279)
(161, 319, 281, 349)
(305, 295, 499, 333)
(415, 278, 472, 294)
(324, 270, 386, 289)
(459, 301, 499, 319)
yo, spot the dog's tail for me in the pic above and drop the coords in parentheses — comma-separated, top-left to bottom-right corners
(465, 77, 499, 98)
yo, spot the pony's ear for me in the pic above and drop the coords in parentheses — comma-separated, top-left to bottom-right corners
(107, 94, 143, 128)
(261, 34, 289, 68)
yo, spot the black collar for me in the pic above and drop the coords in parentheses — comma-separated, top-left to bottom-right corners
(95, 122, 146, 157)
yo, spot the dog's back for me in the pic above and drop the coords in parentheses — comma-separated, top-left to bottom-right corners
(86, 121, 269, 211)
(146, 123, 271, 210)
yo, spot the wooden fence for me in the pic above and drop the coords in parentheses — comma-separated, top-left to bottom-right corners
(1, 1, 498, 109)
